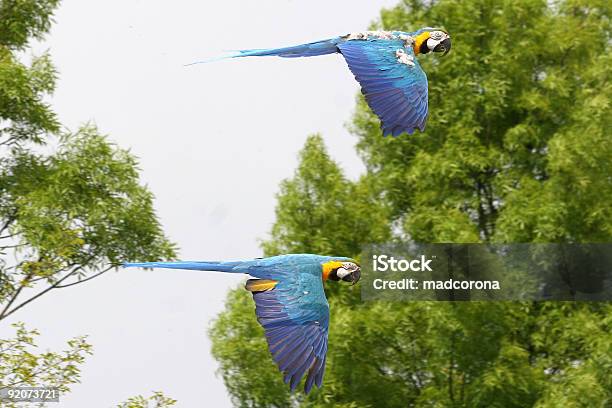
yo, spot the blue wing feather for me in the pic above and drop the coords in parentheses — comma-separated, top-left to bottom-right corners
(338, 39, 428, 136)
(248, 258, 332, 393)
(251, 287, 329, 393)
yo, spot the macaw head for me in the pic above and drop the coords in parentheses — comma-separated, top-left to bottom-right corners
(323, 260, 361, 285)
(414, 28, 451, 56)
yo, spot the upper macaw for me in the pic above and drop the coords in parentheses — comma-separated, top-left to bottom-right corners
(193, 27, 451, 136)
(124, 254, 361, 393)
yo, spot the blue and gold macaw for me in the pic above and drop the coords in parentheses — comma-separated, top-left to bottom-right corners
(124, 254, 361, 393)
(195, 28, 451, 136)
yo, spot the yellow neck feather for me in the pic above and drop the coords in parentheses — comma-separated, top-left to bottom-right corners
(322, 261, 346, 281)
(413, 31, 431, 55)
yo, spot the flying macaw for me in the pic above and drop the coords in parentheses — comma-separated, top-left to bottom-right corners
(124, 254, 361, 393)
(194, 28, 451, 136)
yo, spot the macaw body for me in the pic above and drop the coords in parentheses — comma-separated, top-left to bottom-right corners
(195, 28, 451, 136)
(124, 254, 361, 393)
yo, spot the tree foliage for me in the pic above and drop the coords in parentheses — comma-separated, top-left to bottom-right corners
(0, 0, 60, 50)
(0, 0, 175, 398)
(353, 0, 612, 244)
(263, 134, 391, 258)
(0, 322, 91, 408)
(0, 125, 176, 321)
(117, 391, 177, 408)
(211, 0, 612, 406)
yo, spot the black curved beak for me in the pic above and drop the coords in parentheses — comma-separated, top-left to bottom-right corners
(341, 267, 361, 285)
(434, 37, 452, 56)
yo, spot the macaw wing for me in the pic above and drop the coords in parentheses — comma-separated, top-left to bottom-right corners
(338, 39, 428, 136)
(247, 277, 329, 394)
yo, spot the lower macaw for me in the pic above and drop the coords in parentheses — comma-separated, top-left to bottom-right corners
(124, 254, 361, 393)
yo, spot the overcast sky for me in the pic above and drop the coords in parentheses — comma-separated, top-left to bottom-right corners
(2, 1, 399, 406)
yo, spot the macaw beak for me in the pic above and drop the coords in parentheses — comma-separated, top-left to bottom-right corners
(341, 267, 361, 285)
(434, 37, 452, 56)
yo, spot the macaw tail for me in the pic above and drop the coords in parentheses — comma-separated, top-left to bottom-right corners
(234, 37, 341, 58)
(123, 261, 242, 272)
(186, 37, 341, 65)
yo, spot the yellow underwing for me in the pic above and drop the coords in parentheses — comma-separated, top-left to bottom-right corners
(245, 279, 278, 292)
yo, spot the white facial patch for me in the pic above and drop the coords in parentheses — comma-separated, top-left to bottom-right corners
(426, 38, 439, 50)
(396, 49, 415, 66)
(426, 30, 450, 51)
(430, 30, 446, 41)
(336, 267, 352, 279)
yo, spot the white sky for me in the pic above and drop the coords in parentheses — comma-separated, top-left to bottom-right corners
(2, 1, 399, 406)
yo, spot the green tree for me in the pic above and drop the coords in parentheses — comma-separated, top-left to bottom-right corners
(117, 391, 177, 408)
(210, 0, 612, 406)
(0, 0, 175, 398)
(263, 134, 391, 257)
(352, 0, 612, 244)
(0, 323, 91, 408)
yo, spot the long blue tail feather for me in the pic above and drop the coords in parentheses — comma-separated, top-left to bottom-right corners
(186, 37, 341, 66)
(184, 52, 242, 66)
(123, 261, 241, 272)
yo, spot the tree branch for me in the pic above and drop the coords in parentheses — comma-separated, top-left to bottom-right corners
(0, 243, 26, 250)
(55, 266, 113, 289)
(0, 263, 87, 320)
(0, 272, 33, 320)
(0, 217, 15, 237)
(0, 136, 17, 147)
